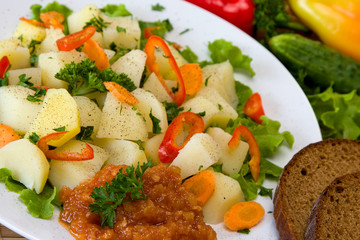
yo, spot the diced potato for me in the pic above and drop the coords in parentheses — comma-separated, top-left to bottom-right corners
(8, 68, 42, 86)
(96, 138, 147, 166)
(13, 20, 46, 46)
(111, 49, 146, 87)
(202, 171, 244, 224)
(38, 50, 86, 88)
(36, 28, 65, 54)
(142, 72, 173, 103)
(0, 38, 30, 69)
(104, 49, 115, 60)
(0, 86, 42, 134)
(96, 92, 148, 141)
(196, 86, 238, 128)
(48, 140, 109, 190)
(0, 139, 49, 193)
(102, 15, 141, 49)
(170, 133, 221, 179)
(181, 96, 219, 127)
(68, 4, 101, 33)
(73, 96, 102, 137)
(143, 133, 164, 165)
(25, 89, 80, 147)
(202, 61, 238, 108)
(206, 127, 249, 175)
(132, 88, 168, 133)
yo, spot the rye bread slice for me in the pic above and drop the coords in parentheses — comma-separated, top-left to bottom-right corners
(273, 139, 360, 240)
(305, 172, 360, 240)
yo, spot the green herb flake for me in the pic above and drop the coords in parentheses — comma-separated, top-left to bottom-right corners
(28, 132, 40, 145)
(258, 186, 273, 199)
(28, 39, 42, 55)
(149, 109, 162, 134)
(76, 126, 94, 141)
(198, 165, 203, 171)
(137, 140, 145, 151)
(83, 15, 110, 33)
(53, 126, 66, 132)
(212, 163, 223, 173)
(152, 3, 165, 11)
(197, 111, 206, 117)
(237, 229, 250, 234)
(116, 26, 126, 33)
(180, 28, 190, 35)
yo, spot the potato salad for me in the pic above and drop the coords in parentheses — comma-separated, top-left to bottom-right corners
(0, 1, 294, 235)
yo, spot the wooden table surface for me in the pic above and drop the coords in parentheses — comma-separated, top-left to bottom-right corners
(0, 225, 27, 240)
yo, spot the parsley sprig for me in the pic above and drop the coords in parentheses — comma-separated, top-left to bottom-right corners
(89, 161, 152, 228)
(55, 58, 136, 96)
(83, 15, 110, 33)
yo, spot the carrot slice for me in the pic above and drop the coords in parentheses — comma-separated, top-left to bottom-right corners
(0, 124, 20, 148)
(40, 11, 65, 31)
(19, 17, 47, 28)
(182, 170, 215, 206)
(224, 201, 265, 231)
(104, 81, 138, 105)
(83, 38, 110, 71)
(180, 63, 203, 95)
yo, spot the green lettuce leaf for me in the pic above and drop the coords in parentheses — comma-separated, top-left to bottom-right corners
(308, 86, 360, 140)
(101, 4, 132, 17)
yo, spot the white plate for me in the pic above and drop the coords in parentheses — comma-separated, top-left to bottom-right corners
(0, 0, 322, 239)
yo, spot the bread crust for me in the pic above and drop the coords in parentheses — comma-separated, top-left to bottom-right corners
(273, 139, 360, 240)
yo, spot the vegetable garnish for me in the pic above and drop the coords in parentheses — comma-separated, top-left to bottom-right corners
(182, 170, 215, 206)
(144, 35, 186, 106)
(104, 81, 138, 105)
(19, 17, 47, 28)
(244, 92, 265, 124)
(228, 125, 260, 182)
(224, 201, 265, 231)
(158, 112, 204, 163)
(0, 56, 11, 79)
(40, 11, 65, 31)
(0, 124, 20, 149)
(179, 63, 203, 95)
(89, 161, 152, 228)
(143, 26, 162, 39)
(37, 132, 94, 161)
(56, 26, 96, 51)
(83, 38, 110, 71)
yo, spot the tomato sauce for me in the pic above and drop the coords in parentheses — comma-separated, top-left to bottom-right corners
(59, 164, 217, 240)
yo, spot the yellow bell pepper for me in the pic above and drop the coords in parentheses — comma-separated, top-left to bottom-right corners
(288, 0, 360, 62)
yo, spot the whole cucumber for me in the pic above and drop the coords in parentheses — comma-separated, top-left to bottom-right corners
(269, 33, 360, 94)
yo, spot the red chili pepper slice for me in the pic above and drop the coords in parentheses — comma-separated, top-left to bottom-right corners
(144, 35, 186, 106)
(19, 17, 47, 28)
(158, 112, 205, 163)
(56, 26, 96, 51)
(244, 92, 265, 124)
(228, 125, 260, 182)
(37, 131, 94, 161)
(0, 56, 10, 79)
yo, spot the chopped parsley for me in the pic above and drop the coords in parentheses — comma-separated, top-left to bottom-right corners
(116, 26, 126, 33)
(28, 132, 40, 145)
(53, 126, 66, 132)
(83, 15, 110, 33)
(137, 140, 145, 151)
(152, 3, 165, 11)
(179, 28, 190, 35)
(258, 186, 273, 199)
(89, 161, 152, 228)
(237, 229, 250, 234)
(197, 111, 206, 117)
(162, 101, 184, 124)
(149, 109, 162, 134)
(76, 126, 94, 141)
(17, 74, 46, 102)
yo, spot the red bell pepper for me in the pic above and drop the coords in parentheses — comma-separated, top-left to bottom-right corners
(244, 92, 265, 124)
(228, 125, 260, 181)
(56, 26, 96, 51)
(185, 0, 255, 35)
(158, 112, 205, 163)
(0, 56, 10, 79)
(37, 131, 94, 161)
(144, 35, 186, 106)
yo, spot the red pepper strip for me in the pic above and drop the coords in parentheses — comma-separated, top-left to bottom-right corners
(244, 92, 265, 124)
(158, 112, 205, 163)
(0, 56, 10, 79)
(144, 35, 186, 106)
(144, 26, 162, 39)
(228, 125, 260, 182)
(37, 131, 94, 161)
(56, 26, 96, 51)
(185, 0, 255, 35)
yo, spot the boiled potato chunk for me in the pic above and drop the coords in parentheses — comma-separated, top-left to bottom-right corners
(96, 139, 147, 166)
(142, 73, 173, 103)
(38, 50, 86, 88)
(25, 89, 80, 147)
(0, 86, 42, 134)
(202, 171, 244, 224)
(102, 15, 141, 49)
(132, 88, 168, 133)
(36, 28, 65, 54)
(13, 20, 46, 46)
(111, 50, 146, 87)
(143, 133, 164, 165)
(48, 140, 109, 190)
(8, 68, 42, 86)
(202, 61, 238, 109)
(0, 139, 49, 193)
(0, 38, 30, 69)
(73, 96, 102, 137)
(68, 4, 101, 34)
(181, 96, 219, 127)
(96, 92, 148, 141)
(170, 133, 221, 179)
(206, 127, 249, 175)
